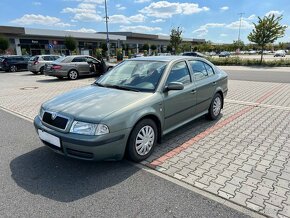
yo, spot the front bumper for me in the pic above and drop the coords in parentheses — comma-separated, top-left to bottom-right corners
(34, 116, 131, 161)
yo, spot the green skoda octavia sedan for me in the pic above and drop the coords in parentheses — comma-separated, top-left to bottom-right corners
(34, 56, 228, 162)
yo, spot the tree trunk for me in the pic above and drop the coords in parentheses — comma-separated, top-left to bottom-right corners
(260, 46, 264, 64)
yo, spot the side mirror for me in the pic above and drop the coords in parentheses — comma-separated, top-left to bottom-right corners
(165, 82, 184, 91)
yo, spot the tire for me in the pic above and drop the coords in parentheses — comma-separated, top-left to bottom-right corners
(39, 66, 44, 74)
(9, 65, 17, 72)
(127, 119, 158, 162)
(208, 93, 222, 120)
(68, 70, 79, 80)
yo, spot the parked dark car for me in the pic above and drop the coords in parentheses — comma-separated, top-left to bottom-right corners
(219, 51, 231, 57)
(182, 52, 206, 58)
(0, 56, 30, 72)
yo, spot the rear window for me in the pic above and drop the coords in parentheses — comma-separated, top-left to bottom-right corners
(29, 56, 39, 61)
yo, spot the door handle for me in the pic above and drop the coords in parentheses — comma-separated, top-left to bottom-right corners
(190, 90, 197, 94)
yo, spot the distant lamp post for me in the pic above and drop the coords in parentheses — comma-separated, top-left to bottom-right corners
(237, 12, 245, 54)
(104, 0, 110, 61)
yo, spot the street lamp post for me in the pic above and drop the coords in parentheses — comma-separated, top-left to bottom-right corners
(104, 0, 110, 61)
(237, 12, 245, 54)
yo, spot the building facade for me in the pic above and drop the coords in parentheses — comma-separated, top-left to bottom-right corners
(0, 26, 205, 56)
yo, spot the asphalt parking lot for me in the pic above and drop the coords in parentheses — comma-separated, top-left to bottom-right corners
(0, 68, 290, 218)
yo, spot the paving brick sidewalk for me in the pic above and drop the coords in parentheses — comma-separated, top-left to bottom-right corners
(0, 72, 289, 217)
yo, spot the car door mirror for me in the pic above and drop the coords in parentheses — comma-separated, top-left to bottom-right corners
(165, 82, 184, 91)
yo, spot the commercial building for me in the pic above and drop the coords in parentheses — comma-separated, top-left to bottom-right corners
(0, 26, 205, 56)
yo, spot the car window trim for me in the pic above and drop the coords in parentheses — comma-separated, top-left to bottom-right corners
(188, 59, 213, 81)
(163, 60, 193, 88)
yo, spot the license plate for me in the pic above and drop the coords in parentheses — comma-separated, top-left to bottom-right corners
(38, 129, 61, 148)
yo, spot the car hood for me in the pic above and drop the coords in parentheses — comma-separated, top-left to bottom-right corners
(43, 85, 151, 122)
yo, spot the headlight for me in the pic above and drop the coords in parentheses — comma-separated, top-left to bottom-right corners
(70, 121, 109, 136)
(39, 107, 44, 119)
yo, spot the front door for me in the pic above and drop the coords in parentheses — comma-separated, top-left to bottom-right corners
(162, 61, 196, 133)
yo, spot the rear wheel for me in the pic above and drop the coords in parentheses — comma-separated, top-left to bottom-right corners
(127, 119, 157, 162)
(9, 65, 17, 72)
(68, 70, 79, 80)
(39, 66, 44, 74)
(208, 93, 222, 120)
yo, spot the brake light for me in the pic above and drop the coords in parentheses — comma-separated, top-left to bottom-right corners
(51, 65, 62, 70)
(33, 61, 39, 65)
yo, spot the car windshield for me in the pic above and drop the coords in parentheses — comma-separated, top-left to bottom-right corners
(96, 60, 167, 92)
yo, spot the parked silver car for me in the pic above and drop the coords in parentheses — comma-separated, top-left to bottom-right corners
(28, 55, 61, 74)
(44, 55, 111, 80)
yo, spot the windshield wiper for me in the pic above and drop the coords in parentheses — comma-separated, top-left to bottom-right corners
(94, 82, 105, 87)
(104, 84, 140, 92)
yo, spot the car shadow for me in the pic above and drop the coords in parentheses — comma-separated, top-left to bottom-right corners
(36, 75, 97, 83)
(154, 114, 223, 157)
(10, 147, 138, 202)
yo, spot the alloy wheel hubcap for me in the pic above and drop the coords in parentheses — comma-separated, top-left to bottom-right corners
(70, 71, 78, 79)
(11, 66, 16, 72)
(213, 97, 221, 116)
(135, 125, 155, 156)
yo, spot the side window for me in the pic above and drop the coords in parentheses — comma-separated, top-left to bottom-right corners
(204, 63, 215, 76)
(72, 57, 86, 62)
(166, 61, 191, 85)
(43, 56, 51, 61)
(189, 60, 208, 81)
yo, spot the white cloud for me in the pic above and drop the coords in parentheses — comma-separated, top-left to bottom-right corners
(193, 27, 208, 37)
(116, 4, 126, 10)
(265, 10, 283, 17)
(246, 14, 256, 20)
(66, 28, 96, 33)
(151, 19, 165, 23)
(119, 25, 161, 33)
(220, 33, 228, 37)
(32, 2, 42, 6)
(193, 23, 225, 37)
(109, 14, 145, 24)
(134, 0, 151, 3)
(139, 1, 209, 18)
(220, 6, 229, 11)
(62, 2, 104, 23)
(74, 13, 102, 22)
(226, 20, 253, 29)
(11, 14, 73, 27)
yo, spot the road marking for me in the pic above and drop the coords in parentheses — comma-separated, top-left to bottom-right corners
(149, 83, 286, 167)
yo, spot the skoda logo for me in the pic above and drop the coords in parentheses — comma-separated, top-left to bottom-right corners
(51, 112, 57, 120)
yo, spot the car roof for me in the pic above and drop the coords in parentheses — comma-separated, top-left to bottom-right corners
(128, 55, 206, 62)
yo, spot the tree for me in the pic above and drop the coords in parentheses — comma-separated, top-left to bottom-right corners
(150, 44, 157, 55)
(180, 42, 191, 52)
(248, 14, 287, 63)
(142, 43, 149, 51)
(64, 36, 77, 54)
(232, 40, 245, 52)
(0, 35, 9, 54)
(170, 27, 182, 54)
(166, 44, 172, 53)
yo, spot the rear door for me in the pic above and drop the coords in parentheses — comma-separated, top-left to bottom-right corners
(188, 60, 218, 114)
(162, 61, 196, 133)
(71, 57, 88, 75)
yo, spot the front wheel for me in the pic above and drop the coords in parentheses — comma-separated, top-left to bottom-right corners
(68, 70, 79, 80)
(208, 93, 222, 120)
(9, 65, 17, 72)
(127, 119, 157, 162)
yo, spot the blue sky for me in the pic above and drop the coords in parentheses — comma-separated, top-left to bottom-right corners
(0, 0, 289, 43)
